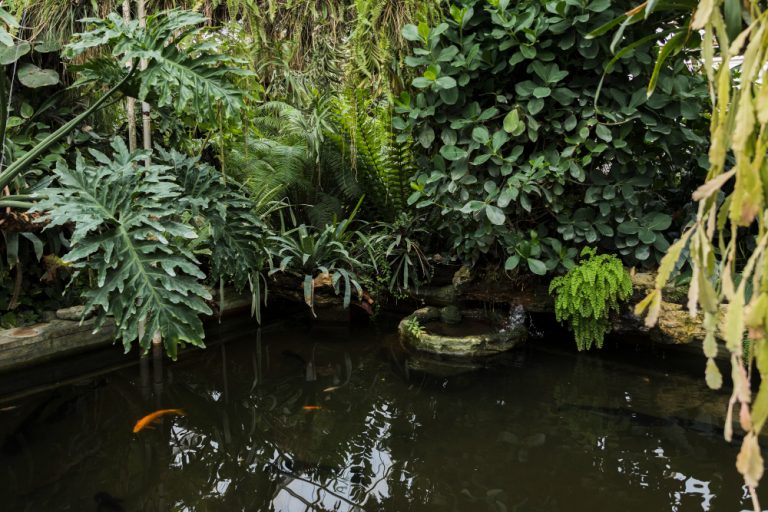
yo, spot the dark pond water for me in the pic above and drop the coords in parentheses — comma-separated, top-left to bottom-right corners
(0, 317, 759, 511)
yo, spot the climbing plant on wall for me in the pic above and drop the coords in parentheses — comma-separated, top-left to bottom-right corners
(397, 0, 709, 272)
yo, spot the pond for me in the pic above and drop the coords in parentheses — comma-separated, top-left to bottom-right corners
(0, 316, 758, 511)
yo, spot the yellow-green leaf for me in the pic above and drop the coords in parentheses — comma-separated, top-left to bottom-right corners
(752, 385, 768, 434)
(703, 331, 718, 358)
(705, 357, 723, 389)
(692, 169, 735, 201)
(721, 293, 745, 352)
(736, 433, 764, 488)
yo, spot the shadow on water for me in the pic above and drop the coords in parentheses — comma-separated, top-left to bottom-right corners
(0, 316, 760, 511)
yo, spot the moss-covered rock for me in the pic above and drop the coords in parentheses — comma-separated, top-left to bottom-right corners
(440, 305, 462, 324)
(399, 306, 527, 358)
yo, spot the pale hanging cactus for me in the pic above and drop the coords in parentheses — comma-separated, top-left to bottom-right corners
(631, 1, 768, 509)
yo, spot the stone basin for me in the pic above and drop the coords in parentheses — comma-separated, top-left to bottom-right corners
(398, 306, 528, 359)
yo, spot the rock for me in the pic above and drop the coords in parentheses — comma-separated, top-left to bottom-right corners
(399, 306, 528, 358)
(55, 305, 93, 321)
(410, 285, 458, 307)
(40, 311, 57, 322)
(440, 305, 462, 324)
(452, 265, 473, 288)
(411, 270, 710, 347)
(405, 355, 483, 377)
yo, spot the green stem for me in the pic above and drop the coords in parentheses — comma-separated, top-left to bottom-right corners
(0, 199, 32, 209)
(2, 194, 35, 201)
(0, 65, 7, 172)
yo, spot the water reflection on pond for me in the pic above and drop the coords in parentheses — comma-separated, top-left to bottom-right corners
(0, 318, 759, 511)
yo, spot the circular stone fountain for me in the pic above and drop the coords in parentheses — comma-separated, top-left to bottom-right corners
(398, 305, 528, 359)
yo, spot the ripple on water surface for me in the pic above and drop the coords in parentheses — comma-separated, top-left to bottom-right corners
(0, 319, 757, 511)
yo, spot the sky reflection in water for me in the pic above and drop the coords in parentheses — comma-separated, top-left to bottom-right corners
(0, 319, 758, 511)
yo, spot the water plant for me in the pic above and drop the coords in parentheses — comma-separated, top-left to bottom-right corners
(404, 316, 424, 338)
(549, 248, 632, 350)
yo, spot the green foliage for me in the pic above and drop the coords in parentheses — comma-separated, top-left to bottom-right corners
(549, 248, 632, 351)
(630, 0, 768, 496)
(404, 315, 424, 337)
(268, 201, 373, 314)
(226, 90, 415, 225)
(397, 0, 709, 271)
(65, 9, 250, 128)
(328, 90, 415, 220)
(154, 146, 273, 322)
(0, 2, 21, 47)
(33, 138, 213, 358)
(369, 212, 431, 292)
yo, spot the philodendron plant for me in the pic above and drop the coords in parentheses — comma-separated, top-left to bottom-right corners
(1, 9, 251, 357)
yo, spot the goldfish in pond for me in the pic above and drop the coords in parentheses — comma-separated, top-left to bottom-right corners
(132, 409, 185, 433)
(302, 405, 322, 411)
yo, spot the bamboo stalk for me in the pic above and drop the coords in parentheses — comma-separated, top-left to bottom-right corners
(122, 0, 137, 153)
(137, 0, 152, 168)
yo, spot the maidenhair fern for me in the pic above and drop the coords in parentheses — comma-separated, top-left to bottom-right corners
(548, 248, 632, 351)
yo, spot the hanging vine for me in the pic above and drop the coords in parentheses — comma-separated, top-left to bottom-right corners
(635, 1, 768, 509)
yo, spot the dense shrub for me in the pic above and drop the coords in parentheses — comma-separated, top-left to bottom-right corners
(396, 0, 709, 273)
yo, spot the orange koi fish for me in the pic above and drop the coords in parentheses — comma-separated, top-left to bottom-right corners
(132, 409, 185, 433)
(302, 405, 322, 411)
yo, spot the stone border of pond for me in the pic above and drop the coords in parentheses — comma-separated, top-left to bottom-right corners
(0, 269, 727, 375)
(398, 306, 528, 358)
(0, 289, 255, 374)
(408, 268, 713, 347)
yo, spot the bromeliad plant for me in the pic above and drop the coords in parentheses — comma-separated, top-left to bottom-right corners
(369, 212, 431, 293)
(268, 199, 373, 315)
(549, 248, 632, 351)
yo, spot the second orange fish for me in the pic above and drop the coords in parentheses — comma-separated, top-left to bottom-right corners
(133, 409, 185, 433)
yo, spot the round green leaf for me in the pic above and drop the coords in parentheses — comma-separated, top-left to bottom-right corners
(645, 212, 672, 231)
(486, 205, 506, 225)
(533, 86, 551, 98)
(596, 124, 612, 142)
(435, 76, 457, 89)
(418, 126, 435, 148)
(0, 41, 29, 65)
(20, 102, 33, 119)
(503, 110, 521, 133)
(33, 40, 61, 53)
(440, 145, 468, 161)
(472, 126, 490, 144)
(527, 258, 547, 275)
(505, 254, 520, 270)
(528, 98, 544, 115)
(638, 228, 656, 244)
(17, 64, 59, 88)
(402, 24, 421, 41)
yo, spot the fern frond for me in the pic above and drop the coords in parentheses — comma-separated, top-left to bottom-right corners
(548, 250, 633, 350)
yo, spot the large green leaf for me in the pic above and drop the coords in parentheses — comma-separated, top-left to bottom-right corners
(66, 9, 250, 126)
(33, 138, 213, 358)
(17, 64, 59, 88)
